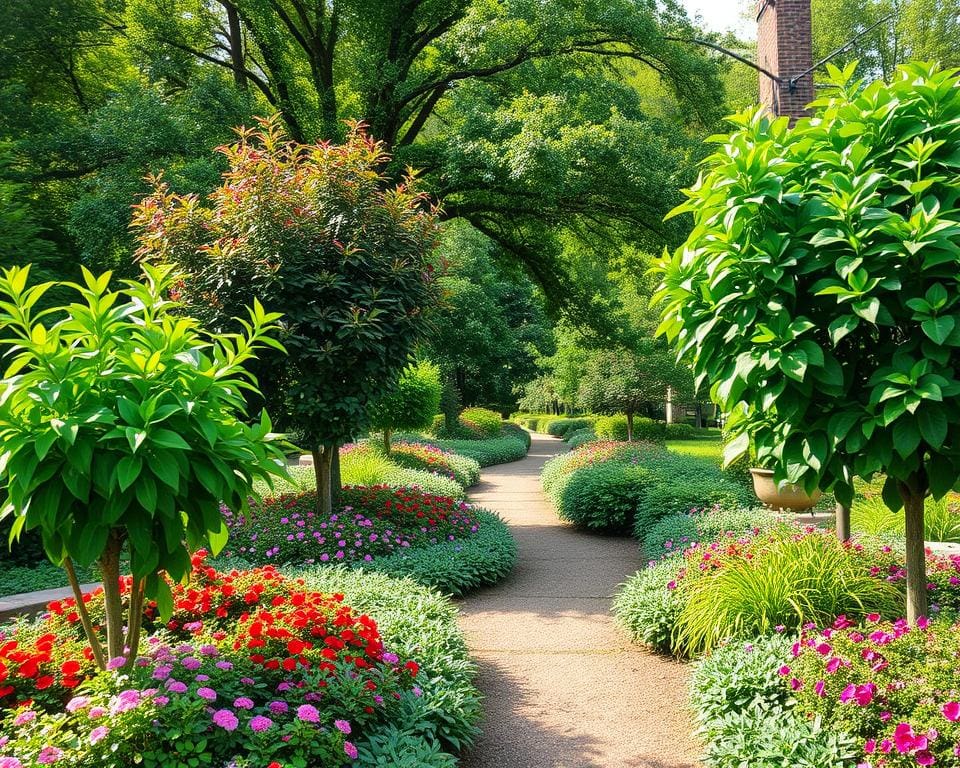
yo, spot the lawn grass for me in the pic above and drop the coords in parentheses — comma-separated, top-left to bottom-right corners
(666, 437, 723, 463)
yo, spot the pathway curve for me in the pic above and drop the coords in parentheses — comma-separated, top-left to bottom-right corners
(458, 433, 698, 768)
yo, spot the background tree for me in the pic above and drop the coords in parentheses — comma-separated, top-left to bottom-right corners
(0, 264, 284, 667)
(133, 119, 442, 513)
(656, 62, 960, 622)
(369, 360, 442, 454)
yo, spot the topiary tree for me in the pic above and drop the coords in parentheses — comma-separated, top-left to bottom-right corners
(0, 263, 285, 667)
(132, 117, 442, 513)
(655, 62, 960, 622)
(368, 360, 442, 453)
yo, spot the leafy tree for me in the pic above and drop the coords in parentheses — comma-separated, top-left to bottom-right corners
(369, 360, 442, 453)
(133, 118, 442, 513)
(578, 342, 692, 440)
(655, 62, 960, 621)
(0, 263, 284, 667)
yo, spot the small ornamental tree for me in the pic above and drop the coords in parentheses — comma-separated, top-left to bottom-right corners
(578, 342, 692, 440)
(132, 117, 442, 513)
(0, 264, 285, 667)
(655, 62, 960, 621)
(368, 359, 442, 453)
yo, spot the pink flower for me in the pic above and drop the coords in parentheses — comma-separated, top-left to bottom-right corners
(249, 715, 273, 733)
(916, 751, 935, 766)
(37, 747, 63, 765)
(334, 719, 352, 735)
(233, 697, 254, 710)
(814, 679, 826, 697)
(12, 710, 35, 726)
(826, 657, 842, 674)
(65, 696, 90, 713)
(864, 739, 876, 754)
(89, 726, 110, 745)
(197, 687, 217, 701)
(344, 741, 358, 759)
(942, 702, 960, 722)
(778, 665, 791, 676)
(212, 709, 239, 731)
(916, 616, 930, 630)
(296, 704, 320, 723)
(0, 759, 22, 768)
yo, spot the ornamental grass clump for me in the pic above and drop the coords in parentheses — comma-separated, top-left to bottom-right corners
(0, 264, 285, 669)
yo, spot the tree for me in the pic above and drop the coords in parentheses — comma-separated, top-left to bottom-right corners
(655, 62, 960, 622)
(133, 118, 441, 513)
(369, 360, 442, 453)
(0, 263, 284, 667)
(578, 342, 692, 440)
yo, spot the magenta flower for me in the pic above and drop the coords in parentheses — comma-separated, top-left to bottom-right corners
(197, 687, 217, 702)
(233, 697, 254, 710)
(89, 726, 110, 745)
(943, 702, 960, 722)
(296, 704, 320, 723)
(212, 709, 239, 731)
(344, 741, 358, 759)
(37, 747, 64, 765)
(249, 715, 273, 733)
(334, 719, 352, 734)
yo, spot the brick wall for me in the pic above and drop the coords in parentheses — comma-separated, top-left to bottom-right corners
(756, 0, 814, 121)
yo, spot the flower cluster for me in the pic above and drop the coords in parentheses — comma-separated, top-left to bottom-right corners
(224, 486, 481, 567)
(0, 554, 422, 767)
(789, 615, 960, 767)
(388, 441, 478, 487)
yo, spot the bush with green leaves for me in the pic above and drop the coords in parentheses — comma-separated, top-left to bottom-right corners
(594, 414, 668, 442)
(556, 463, 652, 533)
(564, 428, 598, 448)
(403, 431, 530, 467)
(385, 442, 481, 489)
(545, 417, 594, 437)
(633, 476, 754, 537)
(613, 556, 684, 654)
(0, 264, 285, 668)
(369, 361, 442, 454)
(340, 445, 466, 500)
(458, 408, 503, 438)
(664, 423, 696, 440)
(656, 61, 960, 621)
(692, 636, 857, 768)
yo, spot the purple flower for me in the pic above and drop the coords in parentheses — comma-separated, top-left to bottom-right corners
(215, 660, 234, 671)
(212, 709, 239, 731)
(268, 701, 289, 715)
(296, 704, 320, 723)
(233, 697, 254, 710)
(334, 719, 352, 735)
(89, 726, 110, 745)
(181, 657, 201, 671)
(197, 687, 217, 702)
(66, 697, 90, 713)
(344, 741, 358, 759)
(249, 715, 273, 733)
(166, 680, 188, 694)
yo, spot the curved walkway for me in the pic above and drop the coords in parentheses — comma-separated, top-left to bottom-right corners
(458, 433, 698, 768)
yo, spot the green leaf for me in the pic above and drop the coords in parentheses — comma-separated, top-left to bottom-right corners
(150, 457, 181, 491)
(722, 432, 750, 468)
(853, 297, 880, 324)
(917, 405, 948, 447)
(150, 428, 191, 451)
(208, 521, 229, 557)
(135, 475, 158, 514)
(892, 419, 921, 458)
(125, 427, 147, 453)
(117, 455, 142, 493)
(780, 350, 808, 382)
(828, 315, 859, 345)
(921, 316, 955, 345)
(927, 454, 956, 499)
(153, 578, 174, 621)
(881, 475, 904, 513)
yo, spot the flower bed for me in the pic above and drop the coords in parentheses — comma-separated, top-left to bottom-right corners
(387, 442, 481, 488)
(224, 486, 516, 596)
(0, 555, 427, 767)
(614, 526, 960, 659)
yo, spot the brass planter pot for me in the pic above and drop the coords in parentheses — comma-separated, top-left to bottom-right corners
(749, 468, 822, 512)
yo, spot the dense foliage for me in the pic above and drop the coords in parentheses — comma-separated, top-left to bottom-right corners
(369, 362, 442, 454)
(656, 62, 960, 620)
(0, 264, 284, 668)
(133, 120, 441, 512)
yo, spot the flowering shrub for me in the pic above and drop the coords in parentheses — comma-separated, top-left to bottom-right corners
(0, 554, 421, 767)
(386, 442, 481, 488)
(788, 613, 960, 768)
(641, 506, 780, 561)
(226, 487, 481, 568)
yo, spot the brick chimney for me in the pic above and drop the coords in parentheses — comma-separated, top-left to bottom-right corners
(756, 0, 814, 121)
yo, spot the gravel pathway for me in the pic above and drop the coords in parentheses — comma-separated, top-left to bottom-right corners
(458, 433, 699, 768)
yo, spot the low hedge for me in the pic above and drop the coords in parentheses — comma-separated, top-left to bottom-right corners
(641, 507, 780, 560)
(406, 431, 529, 467)
(613, 556, 683, 654)
(545, 417, 595, 438)
(564, 428, 598, 448)
(459, 407, 503, 437)
(361, 510, 517, 597)
(541, 441, 752, 535)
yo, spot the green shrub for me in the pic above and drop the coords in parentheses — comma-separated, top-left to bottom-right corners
(613, 557, 684, 653)
(641, 515, 700, 560)
(369, 360, 443, 453)
(459, 408, 503, 437)
(641, 507, 781, 561)
(594, 414, 630, 441)
(690, 636, 856, 768)
(405, 432, 529, 467)
(593, 415, 669, 442)
(664, 422, 696, 440)
(546, 417, 594, 437)
(633, 479, 753, 538)
(384, 441, 481, 488)
(674, 529, 903, 657)
(565, 428, 598, 448)
(364, 510, 517, 596)
(292, 568, 482, 756)
(502, 422, 532, 450)
(556, 464, 652, 533)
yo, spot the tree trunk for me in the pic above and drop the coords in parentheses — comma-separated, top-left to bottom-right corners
(835, 502, 851, 542)
(64, 556, 106, 670)
(626, 411, 634, 442)
(223, 1, 247, 90)
(313, 446, 333, 514)
(331, 444, 341, 509)
(900, 484, 928, 622)
(383, 428, 392, 455)
(98, 532, 125, 663)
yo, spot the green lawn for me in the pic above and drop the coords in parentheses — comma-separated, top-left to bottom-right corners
(666, 438, 723, 464)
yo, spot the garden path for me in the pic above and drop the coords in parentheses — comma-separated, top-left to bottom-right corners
(457, 433, 698, 768)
